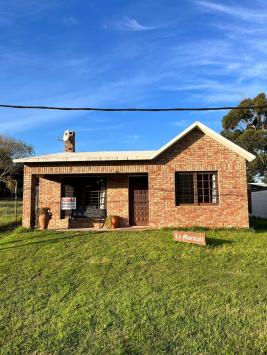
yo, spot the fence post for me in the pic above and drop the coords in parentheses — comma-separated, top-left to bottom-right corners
(15, 180, 18, 221)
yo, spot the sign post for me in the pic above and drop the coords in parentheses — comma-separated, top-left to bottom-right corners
(14, 180, 18, 221)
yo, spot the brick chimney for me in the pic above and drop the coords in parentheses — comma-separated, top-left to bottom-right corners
(63, 130, 76, 152)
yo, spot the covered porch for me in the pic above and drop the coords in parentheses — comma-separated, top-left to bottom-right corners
(34, 173, 149, 229)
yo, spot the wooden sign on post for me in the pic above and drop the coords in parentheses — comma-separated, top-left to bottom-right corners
(173, 231, 206, 246)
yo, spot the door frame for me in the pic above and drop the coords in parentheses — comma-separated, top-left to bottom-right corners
(128, 174, 149, 226)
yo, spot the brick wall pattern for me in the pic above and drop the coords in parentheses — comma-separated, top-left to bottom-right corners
(22, 129, 249, 229)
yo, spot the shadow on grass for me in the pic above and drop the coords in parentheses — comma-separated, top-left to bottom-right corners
(250, 217, 267, 232)
(0, 232, 104, 251)
(206, 237, 233, 248)
(0, 228, 108, 245)
(0, 220, 21, 232)
(0, 231, 234, 252)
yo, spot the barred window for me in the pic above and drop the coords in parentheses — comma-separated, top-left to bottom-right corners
(175, 173, 194, 204)
(175, 172, 218, 205)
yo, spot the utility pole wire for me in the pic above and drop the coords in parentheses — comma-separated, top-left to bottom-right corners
(1, 104, 267, 112)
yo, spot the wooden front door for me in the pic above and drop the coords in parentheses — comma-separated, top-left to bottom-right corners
(129, 176, 149, 226)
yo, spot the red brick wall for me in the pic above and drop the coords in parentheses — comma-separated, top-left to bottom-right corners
(106, 174, 129, 227)
(22, 128, 249, 229)
(148, 129, 249, 228)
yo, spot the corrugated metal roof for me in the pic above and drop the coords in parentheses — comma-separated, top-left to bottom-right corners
(14, 151, 156, 163)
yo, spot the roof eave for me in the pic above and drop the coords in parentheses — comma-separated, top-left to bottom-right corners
(13, 155, 155, 164)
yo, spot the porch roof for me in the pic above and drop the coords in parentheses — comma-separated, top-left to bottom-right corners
(14, 121, 256, 163)
(14, 150, 157, 163)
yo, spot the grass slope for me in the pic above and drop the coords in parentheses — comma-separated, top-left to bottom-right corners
(0, 222, 267, 354)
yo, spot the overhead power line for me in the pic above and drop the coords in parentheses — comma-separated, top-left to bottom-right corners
(0, 104, 267, 112)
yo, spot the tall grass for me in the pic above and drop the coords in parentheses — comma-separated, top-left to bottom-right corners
(0, 199, 22, 216)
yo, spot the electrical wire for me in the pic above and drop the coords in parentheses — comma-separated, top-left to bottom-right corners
(1, 104, 267, 111)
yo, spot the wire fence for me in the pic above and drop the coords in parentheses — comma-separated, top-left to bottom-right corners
(0, 198, 23, 219)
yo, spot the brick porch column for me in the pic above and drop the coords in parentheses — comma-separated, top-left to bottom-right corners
(22, 166, 37, 228)
(39, 176, 62, 228)
(106, 174, 129, 227)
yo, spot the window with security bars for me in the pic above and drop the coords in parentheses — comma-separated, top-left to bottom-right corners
(86, 190, 106, 210)
(175, 172, 218, 205)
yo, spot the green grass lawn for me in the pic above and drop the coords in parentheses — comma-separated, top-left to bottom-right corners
(1, 220, 267, 354)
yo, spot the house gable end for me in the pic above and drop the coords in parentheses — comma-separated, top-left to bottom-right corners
(153, 128, 245, 166)
(153, 121, 256, 162)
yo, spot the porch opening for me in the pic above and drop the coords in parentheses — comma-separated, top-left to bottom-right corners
(61, 176, 107, 227)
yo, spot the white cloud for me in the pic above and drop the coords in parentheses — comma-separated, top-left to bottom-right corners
(0, 1, 64, 19)
(116, 17, 157, 31)
(196, 1, 267, 22)
(63, 16, 79, 25)
(2, 0, 267, 139)
(63, 58, 89, 68)
(170, 119, 189, 127)
(0, 77, 152, 134)
(75, 125, 122, 133)
(123, 134, 140, 144)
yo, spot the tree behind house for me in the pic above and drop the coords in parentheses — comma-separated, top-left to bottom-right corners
(221, 92, 267, 182)
(0, 135, 33, 191)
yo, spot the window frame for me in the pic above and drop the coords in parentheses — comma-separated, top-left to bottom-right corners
(175, 171, 219, 206)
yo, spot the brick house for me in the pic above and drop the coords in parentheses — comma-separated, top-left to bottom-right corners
(15, 121, 255, 229)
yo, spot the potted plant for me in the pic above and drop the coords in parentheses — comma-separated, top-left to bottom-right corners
(104, 215, 120, 229)
(38, 207, 52, 230)
(111, 215, 119, 229)
(104, 216, 112, 229)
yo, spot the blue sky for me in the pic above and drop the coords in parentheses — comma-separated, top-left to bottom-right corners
(1, 0, 267, 154)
